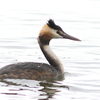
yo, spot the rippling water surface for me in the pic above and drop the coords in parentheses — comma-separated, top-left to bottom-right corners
(0, 0, 100, 100)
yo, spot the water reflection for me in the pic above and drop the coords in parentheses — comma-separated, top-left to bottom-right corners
(0, 77, 69, 100)
(39, 82, 69, 100)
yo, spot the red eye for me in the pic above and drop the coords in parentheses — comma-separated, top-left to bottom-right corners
(57, 31, 60, 34)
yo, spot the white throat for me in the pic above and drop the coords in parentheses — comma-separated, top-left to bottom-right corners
(38, 37, 64, 74)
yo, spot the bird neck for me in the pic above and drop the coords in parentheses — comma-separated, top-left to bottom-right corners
(38, 37, 64, 74)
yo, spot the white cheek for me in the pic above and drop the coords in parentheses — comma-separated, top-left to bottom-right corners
(51, 29, 62, 38)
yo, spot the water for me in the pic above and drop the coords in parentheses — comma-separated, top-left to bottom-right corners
(0, 0, 100, 99)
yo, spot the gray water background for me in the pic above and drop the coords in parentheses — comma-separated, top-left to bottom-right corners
(0, 0, 100, 100)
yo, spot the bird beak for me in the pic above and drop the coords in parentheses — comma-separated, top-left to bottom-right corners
(63, 32, 81, 41)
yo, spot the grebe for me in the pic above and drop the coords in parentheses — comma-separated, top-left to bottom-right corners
(0, 19, 81, 80)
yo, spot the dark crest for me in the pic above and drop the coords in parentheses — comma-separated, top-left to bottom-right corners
(47, 19, 63, 31)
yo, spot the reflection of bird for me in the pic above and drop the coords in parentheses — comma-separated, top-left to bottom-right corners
(0, 19, 81, 80)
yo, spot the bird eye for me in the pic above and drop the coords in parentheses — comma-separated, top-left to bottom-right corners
(57, 31, 60, 34)
(56, 31, 64, 37)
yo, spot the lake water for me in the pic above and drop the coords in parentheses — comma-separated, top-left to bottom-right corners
(0, 0, 100, 100)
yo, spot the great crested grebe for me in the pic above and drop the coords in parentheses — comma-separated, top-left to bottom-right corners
(0, 19, 81, 80)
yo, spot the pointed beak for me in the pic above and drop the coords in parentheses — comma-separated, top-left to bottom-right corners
(62, 32, 81, 41)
